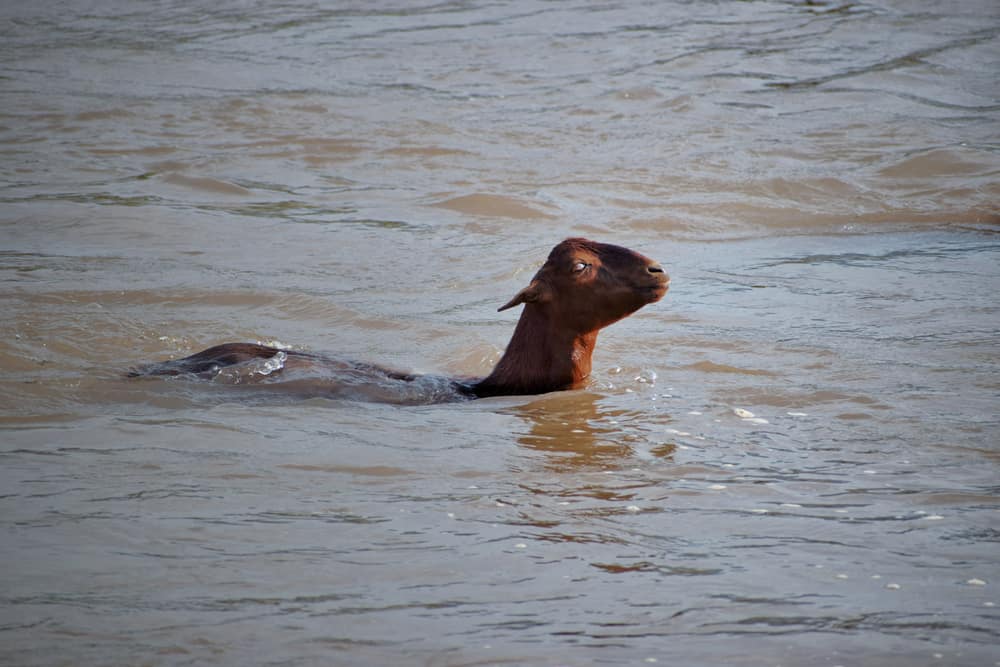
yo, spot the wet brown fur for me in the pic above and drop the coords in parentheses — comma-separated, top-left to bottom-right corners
(473, 238, 668, 397)
(129, 238, 669, 400)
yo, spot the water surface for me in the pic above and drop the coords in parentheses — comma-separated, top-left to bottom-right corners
(1, 1, 999, 665)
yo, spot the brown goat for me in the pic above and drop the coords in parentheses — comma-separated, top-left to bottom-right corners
(129, 238, 669, 402)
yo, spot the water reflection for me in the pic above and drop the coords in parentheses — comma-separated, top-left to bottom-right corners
(496, 392, 679, 548)
(508, 391, 676, 473)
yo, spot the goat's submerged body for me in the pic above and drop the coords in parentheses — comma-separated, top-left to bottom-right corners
(129, 342, 476, 405)
(129, 238, 669, 403)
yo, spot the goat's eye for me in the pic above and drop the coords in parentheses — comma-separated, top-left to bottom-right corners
(572, 261, 589, 273)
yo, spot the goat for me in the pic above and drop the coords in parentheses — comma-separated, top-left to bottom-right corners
(129, 238, 669, 402)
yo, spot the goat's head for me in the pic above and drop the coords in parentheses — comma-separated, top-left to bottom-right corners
(498, 237, 669, 333)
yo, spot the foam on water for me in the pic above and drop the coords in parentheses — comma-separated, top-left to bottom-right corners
(211, 349, 288, 384)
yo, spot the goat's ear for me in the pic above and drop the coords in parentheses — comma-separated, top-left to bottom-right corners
(497, 280, 544, 312)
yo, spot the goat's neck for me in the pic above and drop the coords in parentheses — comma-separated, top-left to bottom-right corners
(474, 305, 597, 397)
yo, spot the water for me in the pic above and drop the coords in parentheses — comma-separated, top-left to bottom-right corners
(2, 1, 999, 665)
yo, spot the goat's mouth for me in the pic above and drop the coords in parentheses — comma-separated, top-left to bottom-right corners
(642, 274, 670, 301)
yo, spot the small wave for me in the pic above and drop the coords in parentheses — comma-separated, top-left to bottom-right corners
(431, 193, 558, 220)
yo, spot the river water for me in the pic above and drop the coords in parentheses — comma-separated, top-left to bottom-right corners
(2, 1, 999, 665)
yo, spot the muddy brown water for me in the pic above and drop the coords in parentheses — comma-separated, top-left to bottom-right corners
(2, 2, 999, 665)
